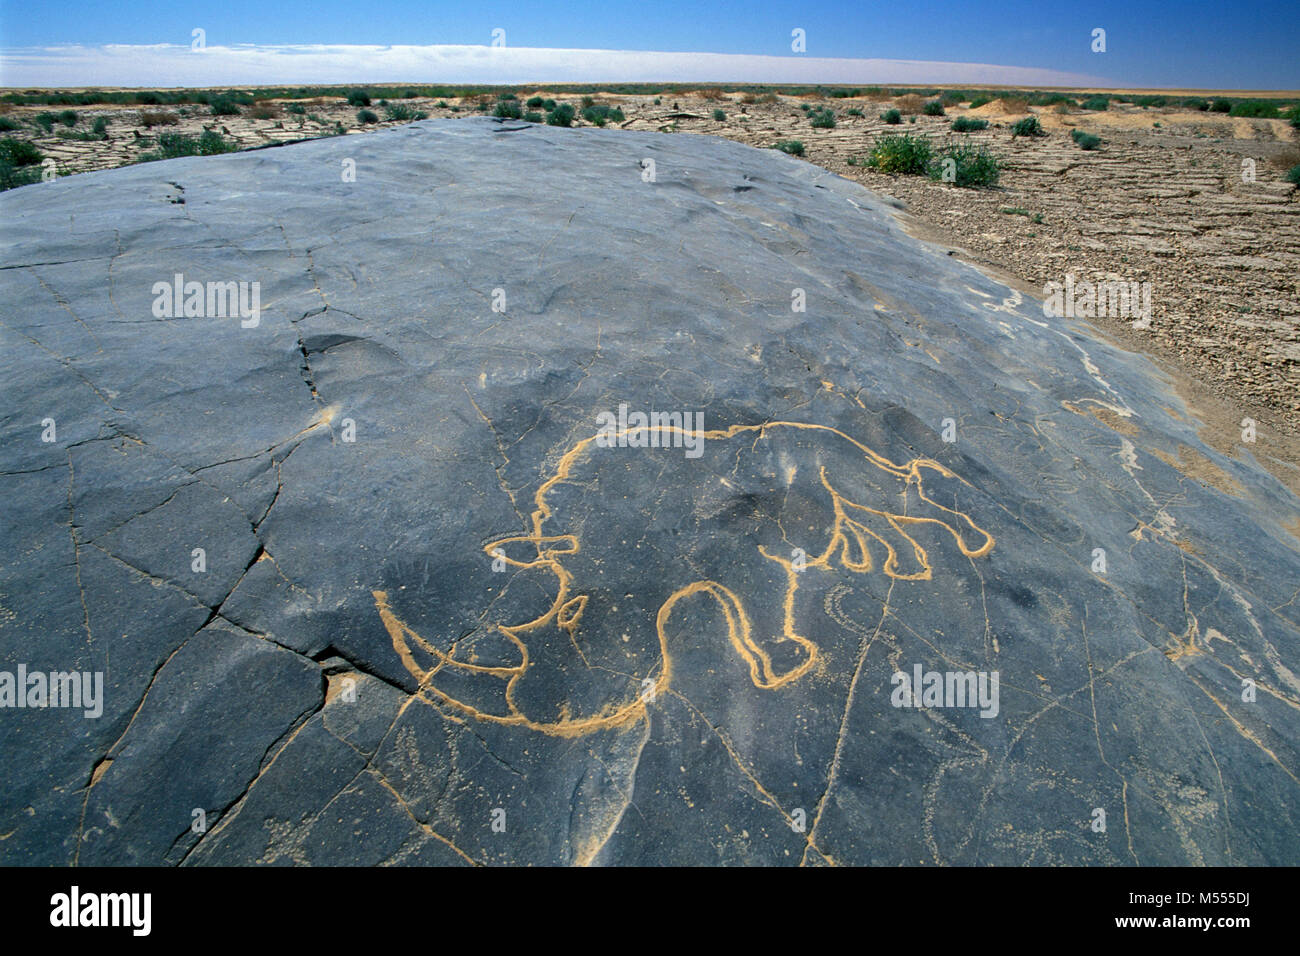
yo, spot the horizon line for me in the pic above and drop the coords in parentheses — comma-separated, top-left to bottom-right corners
(0, 42, 1116, 90)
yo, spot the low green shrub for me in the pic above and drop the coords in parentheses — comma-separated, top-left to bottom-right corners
(1011, 115, 1044, 137)
(810, 107, 836, 128)
(580, 104, 625, 126)
(56, 128, 106, 141)
(0, 160, 43, 190)
(138, 130, 236, 161)
(1000, 206, 1043, 223)
(0, 137, 43, 166)
(866, 133, 931, 174)
(929, 142, 1000, 187)
(385, 103, 427, 121)
(1229, 100, 1279, 118)
(771, 140, 805, 156)
(880, 108, 902, 124)
(1071, 128, 1102, 150)
(547, 103, 576, 127)
(951, 116, 988, 132)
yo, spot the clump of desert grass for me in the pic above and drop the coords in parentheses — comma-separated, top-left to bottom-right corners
(138, 130, 236, 162)
(809, 106, 836, 129)
(1071, 129, 1103, 150)
(865, 133, 931, 174)
(929, 142, 1000, 187)
(0, 136, 45, 190)
(1011, 115, 1045, 138)
(581, 103, 626, 126)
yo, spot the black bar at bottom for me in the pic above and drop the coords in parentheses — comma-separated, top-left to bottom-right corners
(4, 865, 1273, 942)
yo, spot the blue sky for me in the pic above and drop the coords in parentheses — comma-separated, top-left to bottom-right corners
(2, 1, 1297, 89)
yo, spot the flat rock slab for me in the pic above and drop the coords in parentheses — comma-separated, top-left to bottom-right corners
(2, 117, 1299, 866)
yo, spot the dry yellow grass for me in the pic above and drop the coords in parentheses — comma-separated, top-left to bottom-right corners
(138, 110, 180, 127)
(894, 94, 925, 114)
(1269, 146, 1300, 173)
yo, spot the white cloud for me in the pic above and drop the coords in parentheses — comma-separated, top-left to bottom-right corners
(0, 43, 1109, 89)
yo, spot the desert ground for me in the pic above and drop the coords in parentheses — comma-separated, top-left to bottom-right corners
(4, 85, 1297, 481)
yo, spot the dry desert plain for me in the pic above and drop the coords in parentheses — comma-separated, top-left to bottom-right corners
(5, 85, 1298, 490)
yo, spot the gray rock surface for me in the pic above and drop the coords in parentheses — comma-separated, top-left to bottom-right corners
(2, 116, 1298, 865)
